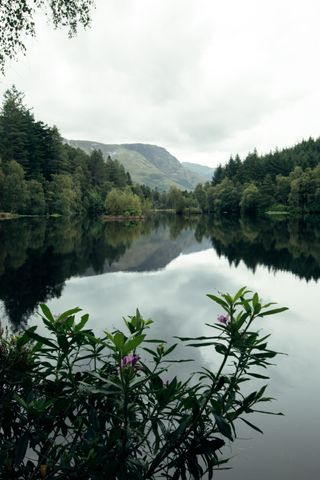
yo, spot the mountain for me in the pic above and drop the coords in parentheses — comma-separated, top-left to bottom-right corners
(182, 162, 215, 182)
(65, 140, 204, 190)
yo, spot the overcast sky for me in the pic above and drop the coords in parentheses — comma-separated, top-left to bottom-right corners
(1, 0, 320, 167)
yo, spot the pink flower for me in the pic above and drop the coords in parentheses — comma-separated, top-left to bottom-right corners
(217, 313, 229, 325)
(120, 354, 140, 369)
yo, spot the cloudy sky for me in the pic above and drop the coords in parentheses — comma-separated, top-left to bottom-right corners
(1, 0, 320, 167)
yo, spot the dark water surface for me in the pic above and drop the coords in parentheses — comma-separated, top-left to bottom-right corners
(0, 215, 319, 478)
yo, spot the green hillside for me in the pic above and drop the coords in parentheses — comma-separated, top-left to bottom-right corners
(66, 140, 204, 190)
(182, 162, 215, 181)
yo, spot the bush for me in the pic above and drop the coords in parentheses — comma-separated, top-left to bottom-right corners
(0, 288, 287, 479)
(105, 188, 142, 216)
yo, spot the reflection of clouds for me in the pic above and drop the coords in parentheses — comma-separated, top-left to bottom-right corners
(32, 246, 320, 480)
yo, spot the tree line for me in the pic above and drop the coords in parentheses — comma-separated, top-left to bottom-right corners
(0, 87, 157, 217)
(1, 86, 320, 218)
(197, 140, 320, 216)
(119, 139, 320, 217)
(0, 87, 205, 217)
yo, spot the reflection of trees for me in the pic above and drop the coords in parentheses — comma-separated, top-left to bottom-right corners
(1, 214, 320, 329)
(167, 215, 201, 240)
(0, 218, 144, 329)
(0, 216, 200, 329)
(208, 216, 320, 280)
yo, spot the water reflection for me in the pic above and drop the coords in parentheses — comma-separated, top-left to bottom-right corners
(194, 215, 320, 281)
(0, 216, 207, 328)
(1, 214, 319, 478)
(0, 214, 320, 329)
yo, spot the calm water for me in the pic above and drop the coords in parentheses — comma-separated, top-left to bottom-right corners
(0, 215, 319, 478)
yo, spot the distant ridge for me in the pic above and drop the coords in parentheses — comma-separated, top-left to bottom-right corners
(66, 139, 208, 190)
(182, 162, 215, 181)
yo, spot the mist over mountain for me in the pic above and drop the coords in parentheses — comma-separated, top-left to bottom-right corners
(66, 140, 208, 190)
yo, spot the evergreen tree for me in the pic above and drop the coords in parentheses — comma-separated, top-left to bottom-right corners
(0, 86, 33, 173)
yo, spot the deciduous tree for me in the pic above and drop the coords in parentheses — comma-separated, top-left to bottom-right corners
(0, 0, 95, 72)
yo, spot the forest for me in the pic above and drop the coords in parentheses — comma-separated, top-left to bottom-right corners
(200, 140, 320, 215)
(0, 87, 155, 217)
(1, 86, 320, 218)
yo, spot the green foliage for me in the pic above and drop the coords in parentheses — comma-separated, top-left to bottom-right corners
(240, 184, 262, 215)
(0, 288, 286, 478)
(167, 186, 186, 214)
(1, 160, 28, 213)
(0, 1, 95, 72)
(0, 87, 136, 216)
(27, 180, 46, 215)
(208, 137, 320, 216)
(47, 174, 79, 216)
(194, 184, 207, 212)
(105, 188, 143, 216)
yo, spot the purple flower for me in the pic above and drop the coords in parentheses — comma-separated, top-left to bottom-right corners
(120, 354, 140, 369)
(217, 313, 229, 325)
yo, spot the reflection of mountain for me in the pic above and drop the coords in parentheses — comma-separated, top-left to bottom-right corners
(0, 217, 207, 328)
(1, 214, 320, 329)
(82, 226, 211, 276)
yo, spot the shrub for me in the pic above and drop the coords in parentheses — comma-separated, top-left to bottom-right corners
(0, 288, 287, 479)
(105, 189, 142, 216)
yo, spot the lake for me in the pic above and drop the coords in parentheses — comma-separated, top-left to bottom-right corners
(0, 214, 319, 479)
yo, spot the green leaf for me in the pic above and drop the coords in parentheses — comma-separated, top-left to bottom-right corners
(58, 334, 69, 354)
(255, 385, 267, 400)
(14, 395, 28, 409)
(241, 298, 252, 314)
(260, 307, 288, 317)
(248, 373, 270, 379)
(254, 351, 277, 359)
(213, 414, 233, 440)
(163, 359, 194, 363)
(243, 391, 257, 408)
(236, 311, 250, 328)
(253, 409, 284, 416)
(215, 344, 227, 355)
(175, 335, 219, 341)
(113, 332, 125, 350)
(144, 338, 167, 343)
(207, 294, 229, 310)
(252, 292, 259, 307)
(14, 433, 29, 465)
(123, 334, 145, 354)
(222, 293, 233, 305)
(240, 417, 264, 434)
(25, 330, 57, 349)
(40, 304, 55, 322)
(163, 343, 177, 356)
(74, 313, 89, 332)
(233, 286, 248, 301)
(58, 307, 82, 322)
(142, 347, 158, 357)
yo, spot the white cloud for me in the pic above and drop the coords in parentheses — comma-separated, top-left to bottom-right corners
(1, 0, 320, 166)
